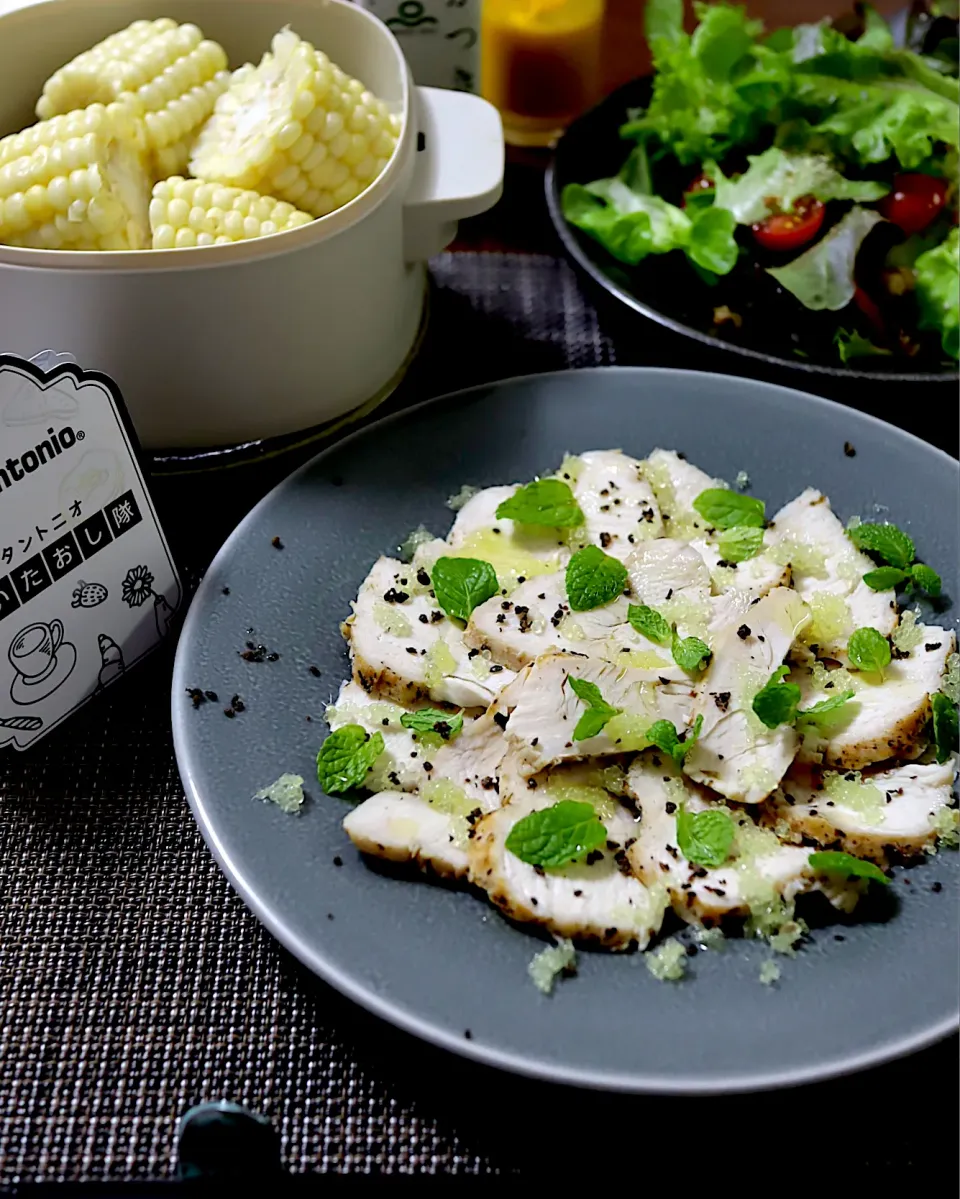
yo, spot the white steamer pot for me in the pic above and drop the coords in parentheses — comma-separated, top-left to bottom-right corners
(0, 0, 504, 448)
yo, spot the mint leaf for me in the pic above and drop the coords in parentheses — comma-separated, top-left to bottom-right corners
(692, 488, 765, 530)
(808, 851, 888, 885)
(847, 627, 891, 677)
(848, 521, 915, 570)
(431, 556, 499, 622)
(797, 689, 856, 726)
(565, 545, 628, 612)
(909, 563, 942, 597)
(672, 631, 712, 673)
(627, 603, 671, 644)
(752, 665, 801, 729)
(495, 478, 584, 528)
(931, 691, 959, 765)
(400, 708, 464, 741)
(676, 806, 735, 868)
(863, 566, 909, 591)
(317, 725, 384, 794)
(568, 676, 620, 741)
(717, 525, 764, 563)
(505, 801, 607, 868)
(647, 715, 702, 766)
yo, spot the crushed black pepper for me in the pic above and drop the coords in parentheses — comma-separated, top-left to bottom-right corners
(271, 536, 284, 549)
(416, 568, 430, 586)
(382, 588, 409, 604)
(843, 441, 856, 457)
(221, 587, 230, 595)
(186, 688, 205, 708)
(493, 711, 509, 731)
(714, 691, 731, 712)
(737, 624, 751, 640)
(308, 665, 321, 677)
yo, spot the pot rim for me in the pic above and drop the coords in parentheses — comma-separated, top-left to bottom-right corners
(0, 0, 412, 272)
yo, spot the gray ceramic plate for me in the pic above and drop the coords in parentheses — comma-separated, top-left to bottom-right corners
(172, 367, 959, 1094)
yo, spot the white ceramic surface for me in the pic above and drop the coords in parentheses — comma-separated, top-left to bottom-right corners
(0, 0, 504, 448)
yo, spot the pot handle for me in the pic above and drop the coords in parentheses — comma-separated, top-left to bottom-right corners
(403, 86, 504, 263)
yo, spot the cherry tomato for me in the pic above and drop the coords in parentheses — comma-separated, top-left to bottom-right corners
(853, 286, 885, 334)
(879, 173, 947, 236)
(682, 172, 714, 207)
(685, 172, 714, 195)
(751, 196, 826, 252)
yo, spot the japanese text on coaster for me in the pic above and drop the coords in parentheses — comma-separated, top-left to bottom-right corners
(0, 353, 181, 751)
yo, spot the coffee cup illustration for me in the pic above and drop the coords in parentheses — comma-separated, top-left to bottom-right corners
(8, 619, 77, 704)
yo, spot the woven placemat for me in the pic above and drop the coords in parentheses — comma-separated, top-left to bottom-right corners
(0, 253, 954, 1184)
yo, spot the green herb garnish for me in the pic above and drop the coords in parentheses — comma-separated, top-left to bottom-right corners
(431, 556, 499, 622)
(716, 525, 765, 563)
(316, 725, 384, 794)
(495, 478, 584, 528)
(568, 676, 621, 741)
(808, 851, 888, 885)
(627, 603, 672, 644)
(752, 665, 801, 729)
(847, 627, 892, 678)
(848, 521, 915, 569)
(909, 563, 942, 597)
(849, 521, 942, 596)
(400, 708, 464, 741)
(565, 544, 628, 611)
(692, 488, 765, 530)
(863, 566, 910, 591)
(672, 631, 712, 673)
(676, 805, 735, 869)
(505, 801, 608, 868)
(931, 691, 959, 765)
(797, 690, 856, 726)
(647, 714, 703, 766)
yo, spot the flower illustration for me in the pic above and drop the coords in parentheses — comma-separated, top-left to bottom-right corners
(121, 564, 155, 608)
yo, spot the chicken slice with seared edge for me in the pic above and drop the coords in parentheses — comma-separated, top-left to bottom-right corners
(624, 755, 862, 924)
(343, 790, 473, 879)
(766, 757, 959, 864)
(467, 763, 668, 949)
(794, 628, 956, 769)
(683, 587, 806, 803)
(344, 556, 516, 708)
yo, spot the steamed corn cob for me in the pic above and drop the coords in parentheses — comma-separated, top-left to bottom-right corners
(190, 28, 400, 219)
(0, 104, 150, 249)
(150, 176, 313, 248)
(36, 19, 230, 178)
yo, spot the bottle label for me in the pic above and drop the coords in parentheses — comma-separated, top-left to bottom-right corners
(0, 352, 181, 750)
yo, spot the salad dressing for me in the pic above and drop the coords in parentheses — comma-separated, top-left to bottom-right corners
(481, 0, 605, 146)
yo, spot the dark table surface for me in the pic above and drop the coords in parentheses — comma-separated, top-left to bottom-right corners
(1, 152, 958, 1185)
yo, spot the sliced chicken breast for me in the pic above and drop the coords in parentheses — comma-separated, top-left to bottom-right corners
(467, 764, 667, 949)
(683, 587, 805, 803)
(343, 790, 471, 879)
(769, 489, 897, 654)
(465, 572, 673, 672)
(769, 757, 959, 863)
(501, 652, 696, 775)
(689, 536, 791, 597)
(570, 450, 664, 559)
(624, 755, 859, 924)
(795, 628, 956, 769)
(447, 485, 568, 589)
(345, 556, 516, 708)
(428, 702, 523, 806)
(625, 538, 713, 639)
(641, 448, 719, 538)
(326, 679, 452, 792)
